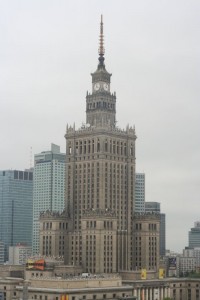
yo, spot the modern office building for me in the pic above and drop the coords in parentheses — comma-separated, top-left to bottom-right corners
(135, 173, 145, 213)
(145, 202, 166, 256)
(145, 202, 160, 213)
(0, 170, 33, 261)
(180, 248, 200, 276)
(183, 247, 200, 269)
(189, 221, 200, 248)
(32, 143, 65, 255)
(177, 256, 196, 277)
(64, 16, 136, 273)
(9, 244, 32, 265)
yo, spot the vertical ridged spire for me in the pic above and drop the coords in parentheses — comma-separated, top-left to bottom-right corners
(98, 15, 105, 66)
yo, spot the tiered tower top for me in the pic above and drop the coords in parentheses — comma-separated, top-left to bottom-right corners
(86, 15, 116, 127)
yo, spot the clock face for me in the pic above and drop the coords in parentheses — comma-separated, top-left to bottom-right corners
(103, 83, 109, 91)
(94, 83, 100, 91)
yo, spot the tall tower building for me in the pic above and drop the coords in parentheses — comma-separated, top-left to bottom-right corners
(32, 143, 65, 255)
(65, 16, 136, 273)
(135, 173, 145, 213)
(0, 170, 33, 261)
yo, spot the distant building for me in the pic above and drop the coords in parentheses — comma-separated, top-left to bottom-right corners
(145, 202, 160, 213)
(167, 256, 177, 277)
(189, 221, 200, 248)
(167, 248, 200, 277)
(32, 143, 65, 255)
(183, 247, 200, 270)
(9, 244, 32, 265)
(145, 202, 166, 256)
(0, 170, 33, 261)
(135, 173, 145, 213)
(177, 256, 196, 277)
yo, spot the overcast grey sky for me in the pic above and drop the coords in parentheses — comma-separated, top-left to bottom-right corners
(0, 0, 200, 252)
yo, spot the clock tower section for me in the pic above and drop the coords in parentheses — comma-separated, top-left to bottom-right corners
(86, 16, 116, 127)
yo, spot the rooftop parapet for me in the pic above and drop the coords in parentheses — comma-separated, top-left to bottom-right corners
(40, 210, 68, 220)
(65, 123, 136, 137)
(133, 212, 161, 221)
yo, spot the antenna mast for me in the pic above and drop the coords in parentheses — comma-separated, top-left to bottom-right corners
(98, 15, 105, 65)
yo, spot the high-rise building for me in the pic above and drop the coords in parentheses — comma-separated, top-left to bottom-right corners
(32, 143, 65, 255)
(189, 222, 200, 248)
(0, 170, 33, 261)
(64, 16, 136, 273)
(145, 202, 166, 256)
(135, 173, 145, 213)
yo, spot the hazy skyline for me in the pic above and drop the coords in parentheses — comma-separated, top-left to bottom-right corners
(1, 0, 200, 252)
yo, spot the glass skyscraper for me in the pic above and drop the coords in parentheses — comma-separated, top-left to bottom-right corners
(0, 170, 33, 261)
(32, 143, 65, 255)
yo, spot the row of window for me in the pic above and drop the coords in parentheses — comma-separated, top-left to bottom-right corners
(68, 139, 134, 156)
(135, 223, 158, 231)
(87, 101, 115, 110)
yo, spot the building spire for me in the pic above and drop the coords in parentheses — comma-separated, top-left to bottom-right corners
(98, 15, 105, 66)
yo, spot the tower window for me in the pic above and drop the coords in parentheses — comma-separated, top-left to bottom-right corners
(92, 140, 95, 152)
(97, 139, 100, 152)
(69, 146, 72, 154)
(105, 140, 108, 152)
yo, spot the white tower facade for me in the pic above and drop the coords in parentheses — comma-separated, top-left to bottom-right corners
(135, 173, 145, 213)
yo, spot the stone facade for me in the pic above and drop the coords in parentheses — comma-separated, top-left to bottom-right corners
(0, 278, 24, 300)
(133, 212, 160, 271)
(39, 210, 69, 258)
(1, 272, 200, 300)
(81, 209, 118, 273)
(64, 18, 136, 273)
(16, 275, 135, 300)
(0, 264, 24, 278)
(38, 17, 163, 275)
